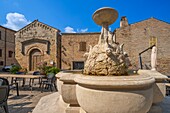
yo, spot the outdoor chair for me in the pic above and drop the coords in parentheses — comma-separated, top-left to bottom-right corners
(29, 71, 41, 87)
(13, 72, 26, 87)
(1, 77, 19, 96)
(41, 73, 57, 92)
(0, 77, 10, 113)
(9, 82, 19, 96)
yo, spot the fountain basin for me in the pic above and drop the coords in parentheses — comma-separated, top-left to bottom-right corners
(75, 74, 155, 113)
(138, 70, 167, 113)
(93, 7, 118, 26)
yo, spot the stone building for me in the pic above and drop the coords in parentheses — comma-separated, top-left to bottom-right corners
(0, 26, 17, 69)
(61, 33, 100, 70)
(14, 17, 170, 75)
(115, 17, 170, 75)
(15, 20, 61, 71)
(61, 17, 170, 75)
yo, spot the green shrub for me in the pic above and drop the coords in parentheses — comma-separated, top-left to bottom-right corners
(45, 66, 60, 75)
(10, 65, 21, 74)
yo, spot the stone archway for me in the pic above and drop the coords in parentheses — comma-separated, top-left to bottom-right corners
(29, 49, 43, 71)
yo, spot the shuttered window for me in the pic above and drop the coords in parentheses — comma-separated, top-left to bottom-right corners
(79, 42, 86, 51)
(73, 61, 84, 70)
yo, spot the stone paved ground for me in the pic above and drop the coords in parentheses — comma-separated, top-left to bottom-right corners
(0, 78, 54, 113)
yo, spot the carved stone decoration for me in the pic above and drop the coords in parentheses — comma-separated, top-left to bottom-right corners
(83, 7, 130, 76)
(21, 38, 50, 55)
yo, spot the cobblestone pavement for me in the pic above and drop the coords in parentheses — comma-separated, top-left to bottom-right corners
(0, 78, 54, 113)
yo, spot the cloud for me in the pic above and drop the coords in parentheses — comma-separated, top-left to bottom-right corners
(64, 26, 88, 33)
(64, 26, 76, 33)
(79, 28, 88, 33)
(3, 12, 31, 31)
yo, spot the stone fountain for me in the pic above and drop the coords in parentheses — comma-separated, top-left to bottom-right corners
(84, 7, 128, 75)
(57, 7, 167, 113)
(75, 7, 155, 113)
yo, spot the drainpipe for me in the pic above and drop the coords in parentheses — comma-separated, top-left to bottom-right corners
(4, 28, 7, 66)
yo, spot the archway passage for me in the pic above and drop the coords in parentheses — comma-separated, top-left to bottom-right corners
(29, 49, 43, 71)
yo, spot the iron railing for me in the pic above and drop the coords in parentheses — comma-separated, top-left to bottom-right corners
(138, 45, 155, 69)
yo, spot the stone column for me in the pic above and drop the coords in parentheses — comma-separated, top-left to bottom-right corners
(151, 46, 157, 71)
(102, 22, 109, 44)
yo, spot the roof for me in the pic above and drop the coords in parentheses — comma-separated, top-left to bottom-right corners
(17, 19, 60, 32)
(130, 17, 170, 26)
(115, 17, 170, 31)
(61, 32, 100, 35)
(0, 25, 16, 32)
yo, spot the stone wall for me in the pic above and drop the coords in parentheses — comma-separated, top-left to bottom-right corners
(15, 20, 60, 71)
(115, 18, 170, 75)
(0, 26, 17, 68)
(61, 33, 100, 70)
(61, 18, 170, 75)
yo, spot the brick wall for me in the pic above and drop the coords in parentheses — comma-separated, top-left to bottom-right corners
(115, 18, 170, 75)
(0, 26, 16, 68)
(61, 33, 100, 70)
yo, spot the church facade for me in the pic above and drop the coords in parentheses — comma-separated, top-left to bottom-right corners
(15, 20, 61, 71)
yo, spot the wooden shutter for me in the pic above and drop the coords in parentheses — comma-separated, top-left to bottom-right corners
(79, 42, 86, 51)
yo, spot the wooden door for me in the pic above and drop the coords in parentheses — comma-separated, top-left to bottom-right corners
(29, 49, 43, 71)
(32, 55, 42, 71)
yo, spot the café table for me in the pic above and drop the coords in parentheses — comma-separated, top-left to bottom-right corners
(0, 74, 45, 91)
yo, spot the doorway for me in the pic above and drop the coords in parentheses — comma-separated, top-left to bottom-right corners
(29, 49, 43, 71)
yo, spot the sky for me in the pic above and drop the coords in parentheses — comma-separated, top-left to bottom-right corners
(0, 0, 170, 33)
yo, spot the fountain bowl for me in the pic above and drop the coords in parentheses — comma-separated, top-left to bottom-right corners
(75, 74, 155, 113)
(92, 7, 118, 26)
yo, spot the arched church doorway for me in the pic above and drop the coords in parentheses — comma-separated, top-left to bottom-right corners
(29, 49, 43, 71)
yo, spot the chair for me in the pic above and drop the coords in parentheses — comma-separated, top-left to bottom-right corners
(33, 71, 40, 75)
(1, 77, 19, 96)
(9, 82, 19, 96)
(13, 72, 25, 87)
(0, 77, 10, 113)
(41, 73, 57, 92)
(29, 71, 41, 87)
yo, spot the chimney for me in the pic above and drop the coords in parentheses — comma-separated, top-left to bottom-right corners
(120, 16, 128, 28)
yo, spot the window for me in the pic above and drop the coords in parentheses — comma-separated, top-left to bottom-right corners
(0, 31, 1, 40)
(73, 61, 84, 70)
(79, 42, 86, 51)
(0, 61, 3, 66)
(0, 49, 2, 57)
(8, 51, 13, 58)
(149, 36, 157, 47)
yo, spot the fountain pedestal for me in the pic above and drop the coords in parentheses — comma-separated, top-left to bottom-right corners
(58, 71, 86, 113)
